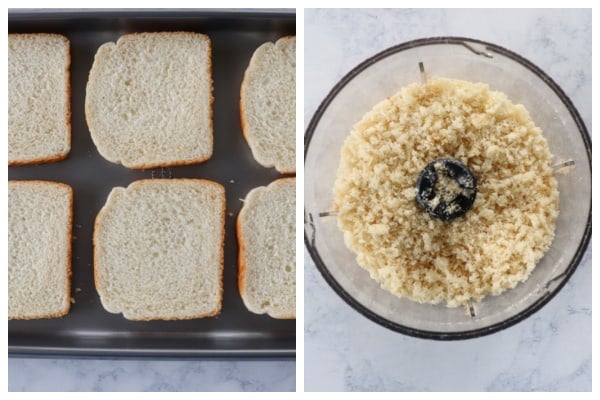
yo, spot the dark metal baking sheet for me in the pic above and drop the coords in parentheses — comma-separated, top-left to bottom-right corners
(8, 9, 296, 358)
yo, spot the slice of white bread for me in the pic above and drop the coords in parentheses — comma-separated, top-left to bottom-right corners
(85, 32, 213, 169)
(237, 178, 296, 319)
(8, 34, 71, 165)
(94, 179, 225, 320)
(240, 36, 296, 174)
(8, 181, 72, 319)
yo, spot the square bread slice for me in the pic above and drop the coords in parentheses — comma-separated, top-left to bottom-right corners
(8, 181, 73, 319)
(94, 179, 225, 320)
(237, 178, 296, 319)
(85, 32, 213, 169)
(240, 36, 296, 174)
(8, 34, 71, 165)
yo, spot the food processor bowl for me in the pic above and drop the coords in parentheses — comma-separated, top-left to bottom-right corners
(304, 37, 591, 340)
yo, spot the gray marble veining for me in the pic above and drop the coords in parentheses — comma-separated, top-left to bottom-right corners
(8, 358, 295, 391)
(304, 8, 591, 392)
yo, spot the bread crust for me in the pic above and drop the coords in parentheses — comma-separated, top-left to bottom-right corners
(8, 180, 72, 319)
(93, 178, 225, 320)
(85, 32, 213, 170)
(237, 177, 296, 319)
(8, 34, 71, 166)
(8, 151, 69, 166)
(240, 36, 296, 174)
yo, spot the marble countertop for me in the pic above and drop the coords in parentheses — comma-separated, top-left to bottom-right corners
(9, 358, 295, 391)
(304, 8, 591, 392)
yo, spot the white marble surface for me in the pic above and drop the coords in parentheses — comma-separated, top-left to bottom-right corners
(8, 358, 295, 391)
(304, 8, 591, 392)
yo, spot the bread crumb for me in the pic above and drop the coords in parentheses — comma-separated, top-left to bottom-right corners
(334, 78, 558, 307)
(368, 223, 389, 235)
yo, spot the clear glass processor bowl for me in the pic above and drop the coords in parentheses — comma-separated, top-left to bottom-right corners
(304, 37, 591, 340)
